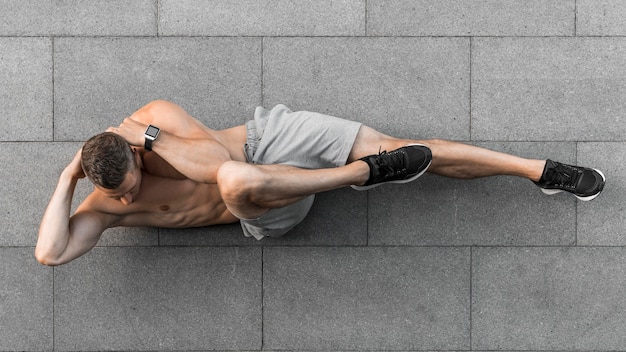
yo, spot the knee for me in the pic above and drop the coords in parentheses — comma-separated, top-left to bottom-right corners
(217, 161, 265, 204)
(413, 138, 454, 158)
(416, 138, 447, 148)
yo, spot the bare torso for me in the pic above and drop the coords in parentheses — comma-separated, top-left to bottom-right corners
(84, 173, 239, 228)
(78, 100, 249, 229)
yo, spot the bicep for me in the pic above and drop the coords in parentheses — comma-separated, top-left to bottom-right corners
(56, 209, 119, 264)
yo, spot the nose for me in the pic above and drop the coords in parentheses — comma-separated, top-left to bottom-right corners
(120, 193, 133, 205)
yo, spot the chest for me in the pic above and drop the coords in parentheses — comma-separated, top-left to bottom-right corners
(106, 176, 224, 228)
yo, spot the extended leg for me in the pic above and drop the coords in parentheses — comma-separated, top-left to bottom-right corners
(348, 125, 546, 181)
(348, 125, 605, 200)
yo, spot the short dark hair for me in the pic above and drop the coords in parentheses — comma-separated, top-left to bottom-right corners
(81, 132, 134, 189)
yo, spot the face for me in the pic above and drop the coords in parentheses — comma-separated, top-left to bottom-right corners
(97, 151, 143, 205)
(98, 166, 142, 205)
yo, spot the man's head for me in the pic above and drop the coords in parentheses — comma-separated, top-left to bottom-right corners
(81, 132, 142, 204)
(81, 132, 135, 189)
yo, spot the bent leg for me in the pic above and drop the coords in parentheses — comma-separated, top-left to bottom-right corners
(348, 125, 546, 182)
(217, 161, 369, 219)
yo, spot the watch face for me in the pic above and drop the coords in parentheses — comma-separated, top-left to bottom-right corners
(145, 125, 159, 138)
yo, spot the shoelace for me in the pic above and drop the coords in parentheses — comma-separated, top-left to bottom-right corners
(375, 149, 407, 177)
(549, 163, 581, 190)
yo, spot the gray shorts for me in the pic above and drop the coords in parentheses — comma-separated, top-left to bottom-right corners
(239, 104, 362, 240)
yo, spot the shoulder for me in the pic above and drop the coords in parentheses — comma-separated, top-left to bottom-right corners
(130, 100, 211, 139)
(142, 100, 183, 113)
(75, 190, 129, 226)
(131, 100, 186, 124)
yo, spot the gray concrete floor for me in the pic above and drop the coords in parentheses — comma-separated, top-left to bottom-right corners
(1, 0, 626, 351)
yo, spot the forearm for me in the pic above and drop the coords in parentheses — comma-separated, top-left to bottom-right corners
(151, 131, 230, 183)
(108, 116, 232, 183)
(35, 170, 77, 264)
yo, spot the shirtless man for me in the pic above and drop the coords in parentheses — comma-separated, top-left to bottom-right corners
(36, 100, 605, 266)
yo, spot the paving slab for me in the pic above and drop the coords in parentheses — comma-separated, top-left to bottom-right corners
(0, 0, 156, 36)
(473, 247, 626, 350)
(160, 188, 367, 246)
(369, 142, 576, 246)
(368, 0, 574, 36)
(159, 0, 365, 36)
(0, 38, 52, 141)
(54, 247, 262, 351)
(264, 247, 470, 350)
(0, 142, 77, 246)
(54, 37, 261, 141)
(578, 0, 626, 36)
(263, 37, 470, 140)
(472, 37, 626, 141)
(0, 247, 53, 351)
(577, 142, 626, 246)
(159, 223, 251, 246)
(97, 226, 159, 247)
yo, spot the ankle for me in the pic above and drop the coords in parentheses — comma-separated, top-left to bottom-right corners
(352, 160, 371, 186)
(530, 160, 547, 182)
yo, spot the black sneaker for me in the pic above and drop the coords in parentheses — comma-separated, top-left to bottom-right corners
(351, 144, 432, 191)
(534, 159, 605, 201)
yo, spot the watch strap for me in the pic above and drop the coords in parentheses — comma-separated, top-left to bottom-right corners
(144, 138, 153, 151)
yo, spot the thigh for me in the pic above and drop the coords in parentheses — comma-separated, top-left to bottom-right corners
(250, 105, 362, 168)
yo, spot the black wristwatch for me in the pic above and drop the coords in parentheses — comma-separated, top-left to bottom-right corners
(144, 125, 160, 151)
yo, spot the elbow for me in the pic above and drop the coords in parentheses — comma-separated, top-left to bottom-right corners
(34, 248, 63, 267)
(36, 256, 63, 267)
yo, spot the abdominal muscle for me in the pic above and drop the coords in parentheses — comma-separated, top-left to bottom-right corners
(101, 174, 239, 229)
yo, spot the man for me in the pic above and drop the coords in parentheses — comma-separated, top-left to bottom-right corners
(36, 100, 605, 266)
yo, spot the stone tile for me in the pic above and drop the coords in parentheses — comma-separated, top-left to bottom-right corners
(54, 37, 261, 141)
(0, 38, 52, 141)
(264, 37, 470, 140)
(578, 0, 626, 36)
(160, 223, 252, 246)
(577, 142, 625, 246)
(0, 0, 156, 36)
(97, 226, 158, 247)
(473, 247, 626, 350)
(161, 188, 367, 246)
(264, 188, 367, 246)
(368, 0, 574, 36)
(159, 0, 365, 36)
(369, 142, 576, 246)
(0, 142, 77, 246)
(0, 248, 53, 351)
(264, 247, 470, 350)
(473, 37, 626, 141)
(54, 247, 262, 350)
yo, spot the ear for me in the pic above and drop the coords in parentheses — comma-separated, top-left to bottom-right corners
(133, 149, 144, 169)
